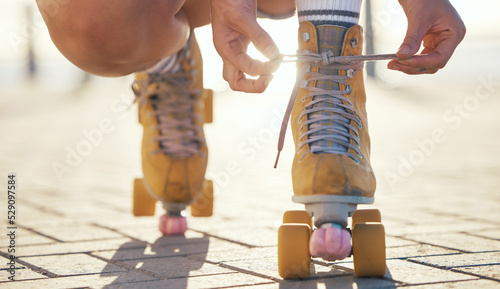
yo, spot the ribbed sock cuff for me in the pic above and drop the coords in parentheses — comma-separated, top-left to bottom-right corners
(296, 0, 362, 28)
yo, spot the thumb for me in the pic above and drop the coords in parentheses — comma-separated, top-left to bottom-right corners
(397, 21, 426, 58)
(242, 20, 280, 60)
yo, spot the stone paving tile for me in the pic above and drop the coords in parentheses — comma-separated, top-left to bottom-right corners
(188, 246, 277, 263)
(121, 256, 235, 279)
(384, 219, 498, 237)
(254, 275, 399, 289)
(467, 229, 500, 241)
(386, 244, 459, 260)
(191, 225, 278, 247)
(0, 271, 157, 289)
(383, 260, 476, 284)
(5, 238, 139, 257)
(93, 237, 245, 261)
(110, 226, 206, 244)
(0, 256, 49, 282)
(26, 223, 124, 243)
(99, 272, 274, 289)
(404, 233, 500, 253)
(0, 228, 55, 247)
(222, 257, 352, 281)
(452, 265, 500, 281)
(19, 253, 128, 276)
(409, 251, 500, 269)
(401, 279, 500, 289)
(337, 259, 475, 284)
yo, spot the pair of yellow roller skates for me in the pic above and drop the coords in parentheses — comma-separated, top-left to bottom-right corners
(131, 22, 387, 279)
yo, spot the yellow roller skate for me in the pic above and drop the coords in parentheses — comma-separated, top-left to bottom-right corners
(276, 22, 386, 278)
(132, 33, 214, 235)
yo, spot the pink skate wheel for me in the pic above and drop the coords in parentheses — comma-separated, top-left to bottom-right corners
(159, 214, 187, 235)
(310, 226, 351, 261)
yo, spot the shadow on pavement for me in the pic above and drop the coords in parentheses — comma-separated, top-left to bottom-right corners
(278, 266, 398, 289)
(100, 234, 210, 288)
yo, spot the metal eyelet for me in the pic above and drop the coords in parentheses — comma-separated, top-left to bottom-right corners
(358, 123, 362, 129)
(351, 38, 358, 48)
(347, 69, 354, 78)
(346, 85, 352, 94)
(302, 32, 311, 42)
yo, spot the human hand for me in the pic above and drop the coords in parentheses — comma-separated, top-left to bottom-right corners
(388, 0, 466, 74)
(210, 0, 280, 93)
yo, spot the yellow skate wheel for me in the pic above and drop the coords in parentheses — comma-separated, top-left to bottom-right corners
(132, 178, 156, 216)
(352, 223, 386, 278)
(352, 209, 381, 225)
(283, 210, 312, 228)
(191, 180, 213, 217)
(203, 89, 213, 124)
(278, 224, 311, 279)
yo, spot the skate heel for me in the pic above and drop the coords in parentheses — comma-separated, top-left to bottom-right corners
(132, 178, 156, 216)
(191, 179, 214, 217)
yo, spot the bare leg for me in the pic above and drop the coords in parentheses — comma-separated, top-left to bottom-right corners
(36, 0, 210, 77)
(257, 0, 296, 17)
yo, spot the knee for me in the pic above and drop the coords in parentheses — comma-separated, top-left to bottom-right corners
(37, 0, 186, 76)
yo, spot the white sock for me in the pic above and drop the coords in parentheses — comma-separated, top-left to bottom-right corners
(296, 0, 363, 27)
(145, 54, 181, 74)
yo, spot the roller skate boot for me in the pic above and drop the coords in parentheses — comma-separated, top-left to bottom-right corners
(277, 22, 385, 278)
(132, 33, 214, 235)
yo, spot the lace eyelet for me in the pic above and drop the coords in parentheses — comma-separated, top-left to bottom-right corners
(346, 85, 352, 94)
(358, 123, 362, 129)
(347, 69, 354, 78)
(351, 38, 358, 48)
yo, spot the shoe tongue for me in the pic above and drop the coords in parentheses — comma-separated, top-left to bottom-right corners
(315, 25, 347, 56)
(314, 25, 348, 92)
(308, 25, 350, 154)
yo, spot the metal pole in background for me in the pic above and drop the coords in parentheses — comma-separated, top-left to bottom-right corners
(364, 0, 376, 78)
(25, 3, 36, 81)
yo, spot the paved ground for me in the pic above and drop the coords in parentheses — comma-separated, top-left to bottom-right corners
(1, 29, 500, 289)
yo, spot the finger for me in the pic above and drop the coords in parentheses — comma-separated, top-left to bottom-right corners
(223, 37, 280, 77)
(388, 61, 439, 75)
(397, 17, 428, 59)
(242, 20, 280, 60)
(223, 62, 273, 93)
(396, 36, 459, 69)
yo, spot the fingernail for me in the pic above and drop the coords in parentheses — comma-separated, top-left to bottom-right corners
(265, 45, 280, 60)
(388, 64, 400, 71)
(263, 75, 273, 87)
(398, 46, 410, 55)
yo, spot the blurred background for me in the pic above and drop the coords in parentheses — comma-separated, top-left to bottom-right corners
(0, 0, 499, 200)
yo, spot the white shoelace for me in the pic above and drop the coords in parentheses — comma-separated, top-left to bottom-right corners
(274, 52, 397, 167)
(133, 71, 204, 158)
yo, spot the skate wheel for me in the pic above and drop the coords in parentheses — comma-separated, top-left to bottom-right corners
(352, 209, 381, 225)
(159, 214, 188, 235)
(282, 210, 312, 228)
(191, 180, 214, 217)
(352, 223, 386, 277)
(203, 89, 213, 124)
(278, 224, 311, 279)
(132, 178, 156, 216)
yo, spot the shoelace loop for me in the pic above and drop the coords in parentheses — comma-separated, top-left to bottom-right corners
(274, 52, 398, 168)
